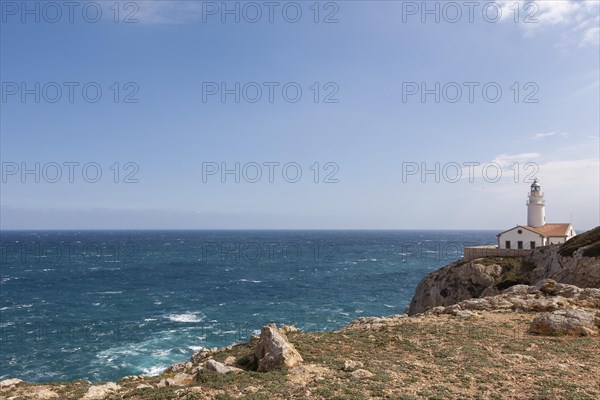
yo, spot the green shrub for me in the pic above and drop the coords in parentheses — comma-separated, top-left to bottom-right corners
(559, 226, 600, 257)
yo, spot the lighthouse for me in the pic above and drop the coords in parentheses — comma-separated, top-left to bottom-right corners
(527, 178, 545, 228)
(493, 179, 576, 251)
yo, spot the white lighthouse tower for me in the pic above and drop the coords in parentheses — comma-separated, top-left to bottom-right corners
(527, 178, 545, 228)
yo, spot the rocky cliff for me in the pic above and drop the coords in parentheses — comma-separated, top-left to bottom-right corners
(407, 226, 600, 316)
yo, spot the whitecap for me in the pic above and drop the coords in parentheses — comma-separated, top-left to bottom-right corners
(141, 365, 166, 377)
(165, 312, 204, 323)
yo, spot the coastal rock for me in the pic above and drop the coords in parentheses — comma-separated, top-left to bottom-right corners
(0, 379, 24, 388)
(252, 324, 303, 372)
(287, 364, 331, 385)
(350, 369, 374, 379)
(190, 347, 211, 364)
(530, 310, 599, 336)
(527, 243, 600, 288)
(407, 259, 506, 315)
(280, 325, 298, 334)
(164, 361, 191, 373)
(408, 229, 600, 315)
(205, 359, 243, 374)
(157, 373, 194, 387)
(135, 384, 153, 389)
(341, 314, 407, 331)
(33, 388, 59, 399)
(424, 280, 600, 317)
(342, 359, 364, 372)
(82, 382, 120, 400)
(223, 356, 236, 366)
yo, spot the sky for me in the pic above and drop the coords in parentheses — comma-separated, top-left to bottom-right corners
(1, 0, 599, 230)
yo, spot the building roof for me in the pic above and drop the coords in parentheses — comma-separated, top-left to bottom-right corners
(497, 223, 572, 237)
(525, 223, 572, 237)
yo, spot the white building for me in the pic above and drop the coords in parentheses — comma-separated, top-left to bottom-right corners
(497, 179, 576, 250)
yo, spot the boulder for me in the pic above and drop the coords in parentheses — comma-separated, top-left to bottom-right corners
(157, 372, 194, 387)
(82, 382, 120, 400)
(165, 361, 191, 373)
(205, 359, 242, 374)
(287, 364, 331, 385)
(0, 379, 24, 388)
(530, 310, 599, 336)
(190, 347, 211, 364)
(135, 384, 153, 390)
(351, 369, 374, 379)
(342, 359, 364, 372)
(223, 356, 236, 366)
(280, 325, 298, 334)
(252, 324, 303, 372)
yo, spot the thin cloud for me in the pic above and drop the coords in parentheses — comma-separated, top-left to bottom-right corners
(532, 132, 569, 140)
(135, 1, 203, 25)
(498, 0, 600, 47)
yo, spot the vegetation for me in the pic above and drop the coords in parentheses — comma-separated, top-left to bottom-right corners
(4, 312, 600, 399)
(478, 257, 536, 290)
(559, 226, 600, 257)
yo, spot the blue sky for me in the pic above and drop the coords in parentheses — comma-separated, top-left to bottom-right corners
(1, 0, 599, 230)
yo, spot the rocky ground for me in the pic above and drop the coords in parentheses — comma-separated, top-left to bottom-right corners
(2, 228, 599, 400)
(3, 282, 599, 400)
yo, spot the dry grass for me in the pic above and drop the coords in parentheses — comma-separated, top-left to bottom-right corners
(3, 311, 600, 400)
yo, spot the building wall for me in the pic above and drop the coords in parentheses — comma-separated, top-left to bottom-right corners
(498, 227, 544, 249)
(547, 236, 568, 245)
(463, 246, 533, 262)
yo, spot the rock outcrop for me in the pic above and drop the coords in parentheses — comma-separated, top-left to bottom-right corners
(422, 279, 600, 316)
(82, 382, 120, 400)
(0, 378, 24, 388)
(250, 323, 303, 371)
(205, 359, 243, 374)
(530, 310, 600, 336)
(528, 244, 600, 288)
(408, 227, 600, 316)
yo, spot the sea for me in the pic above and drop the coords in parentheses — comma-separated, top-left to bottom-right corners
(0, 230, 496, 382)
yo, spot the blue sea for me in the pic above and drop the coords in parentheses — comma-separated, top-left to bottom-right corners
(0, 230, 496, 382)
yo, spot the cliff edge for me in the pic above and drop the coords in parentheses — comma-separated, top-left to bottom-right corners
(407, 226, 600, 316)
